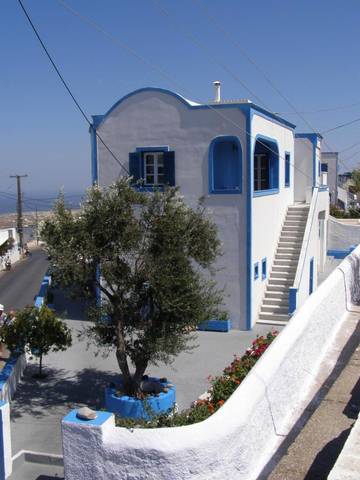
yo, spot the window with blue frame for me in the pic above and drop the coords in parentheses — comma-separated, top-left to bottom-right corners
(129, 149, 175, 187)
(262, 258, 267, 280)
(285, 152, 290, 187)
(254, 262, 259, 280)
(209, 136, 242, 194)
(253, 138, 279, 194)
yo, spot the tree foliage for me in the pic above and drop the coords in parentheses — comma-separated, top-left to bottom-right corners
(42, 178, 224, 395)
(0, 305, 72, 377)
(351, 168, 360, 194)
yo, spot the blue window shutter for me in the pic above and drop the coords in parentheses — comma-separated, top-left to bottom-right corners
(129, 152, 142, 183)
(163, 151, 175, 186)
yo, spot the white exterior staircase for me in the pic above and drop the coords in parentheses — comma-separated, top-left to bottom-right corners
(257, 204, 310, 325)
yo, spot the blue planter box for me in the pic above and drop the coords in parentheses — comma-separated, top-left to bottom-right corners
(197, 319, 231, 332)
(105, 377, 176, 420)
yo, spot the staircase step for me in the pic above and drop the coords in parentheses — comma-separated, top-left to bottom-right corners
(263, 298, 289, 307)
(268, 278, 293, 286)
(267, 284, 291, 292)
(273, 259, 298, 266)
(271, 272, 295, 280)
(278, 240, 302, 247)
(272, 265, 297, 272)
(277, 248, 301, 255)
(261, 305, 289, 314)
(258, 312, 290, 324)
(265, 291, 289, 299)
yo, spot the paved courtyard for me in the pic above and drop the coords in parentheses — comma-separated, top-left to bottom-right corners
(10, 290, 280, 457)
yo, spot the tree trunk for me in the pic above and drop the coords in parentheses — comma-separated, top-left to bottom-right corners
(39, 353, 43, 377)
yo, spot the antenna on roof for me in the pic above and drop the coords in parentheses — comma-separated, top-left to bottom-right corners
(213, 81, 221, 103)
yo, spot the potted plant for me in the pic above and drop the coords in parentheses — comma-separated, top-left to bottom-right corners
(197, 312, 231, 332)
(42, 179, 224, 418)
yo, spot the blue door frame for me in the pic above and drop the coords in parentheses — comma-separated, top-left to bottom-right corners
(309, 257, 314, 294)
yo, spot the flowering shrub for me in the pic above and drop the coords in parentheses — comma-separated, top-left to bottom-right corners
(115, 330, 279, 428)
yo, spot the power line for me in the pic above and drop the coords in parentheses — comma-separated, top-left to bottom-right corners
(321, 115, 360, 134)
(189, 0, 356, 173)
(17, 0, 129, 176)
(56, 0, 317, 187)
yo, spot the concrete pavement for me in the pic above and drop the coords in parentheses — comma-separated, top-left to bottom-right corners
(0, 249, 48, 310)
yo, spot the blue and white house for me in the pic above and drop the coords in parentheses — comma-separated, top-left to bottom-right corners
(90, 84, 329, 330)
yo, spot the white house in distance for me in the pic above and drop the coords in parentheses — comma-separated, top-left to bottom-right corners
(0, 227, 20, 270)
(90, 84, 329, 330)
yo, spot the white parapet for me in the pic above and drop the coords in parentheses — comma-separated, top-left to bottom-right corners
(62, 247, 360, 480)
(0, 402, 12, 479)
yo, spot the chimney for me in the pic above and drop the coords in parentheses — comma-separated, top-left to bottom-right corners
(213, 81, 221, 103)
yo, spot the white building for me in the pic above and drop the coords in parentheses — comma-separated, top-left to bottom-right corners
(90, 86, 329, 330)
(321, 151, 338, 206)
(0, 228, 20, 270)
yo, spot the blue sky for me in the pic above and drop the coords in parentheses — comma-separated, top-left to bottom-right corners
(1, 0, 360, 197)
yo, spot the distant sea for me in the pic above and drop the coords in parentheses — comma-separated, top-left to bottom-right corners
(0, 192, 84, 215)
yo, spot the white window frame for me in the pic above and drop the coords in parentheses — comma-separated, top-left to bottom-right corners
(144, 152, 165, 186)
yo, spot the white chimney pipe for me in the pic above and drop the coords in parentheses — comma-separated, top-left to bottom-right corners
(213, 81, 221, 103)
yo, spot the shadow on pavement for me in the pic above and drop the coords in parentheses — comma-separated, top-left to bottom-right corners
(343, 375, 360, 419)
(36, 476, 64, 480)
(10, 364, 119, 420)
(304, 426, 352, 480)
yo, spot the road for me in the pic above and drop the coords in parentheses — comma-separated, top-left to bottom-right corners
(0, 249, 48, 311)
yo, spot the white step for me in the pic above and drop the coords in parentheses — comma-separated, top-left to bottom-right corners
(268, 278, 293, 286)
(271, 271, 295, 280)
(273, 259, 298, 266)
(265, 291, 288, 299)
(263, 298, 289, 307)
(272, 265, 297, 273)
(261, 305, 289, 314)
(277, 247, 301, 255)
(278, 240, 302, 247)
(266, 284, 290, 292)
(258, 312, 290, 324)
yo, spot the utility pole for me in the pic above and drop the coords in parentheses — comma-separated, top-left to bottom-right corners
(35, 207, 39, 245)
(9, 174, 28, 252)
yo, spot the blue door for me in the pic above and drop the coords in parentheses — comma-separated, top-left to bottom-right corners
(309, 258, 314, 294)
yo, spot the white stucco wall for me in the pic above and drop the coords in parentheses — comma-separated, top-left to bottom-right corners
(292, 188, 329, 311)
(62, 246, 360, 480)
(96, 90, 249, 329)
(0, 228, 19, 270)
(321, 152, 338, 204)
(251, 114, 295, 323)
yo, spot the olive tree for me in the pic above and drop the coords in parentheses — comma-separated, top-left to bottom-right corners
(42, 178, 223, 396)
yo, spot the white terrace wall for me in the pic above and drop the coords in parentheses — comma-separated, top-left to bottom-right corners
(96, 89, 249, 329)
(290, 187, 329, 313)
(62, 246, 360, 480)
(251, 113, 294, 324)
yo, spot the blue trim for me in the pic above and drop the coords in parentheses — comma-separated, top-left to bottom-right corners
(295, 132, 323, 141)
(208, 135, 243, 194)
(63, 409, 113, 426)
(288, 287, 297, 315)
(327, 246, 357, 259)
(309, 257, 314, 294)
(253, 188, 279, 197)
(285, 151, 290, 187)
(197, 319, 232, 332)
(254, 262, 259, 281)
(262, 258, 267, 280)
(136, 146, 169, 152)
(92, 87, 296, 130)
(246, 107, 253, 330)
(90, 125, 98, 185)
